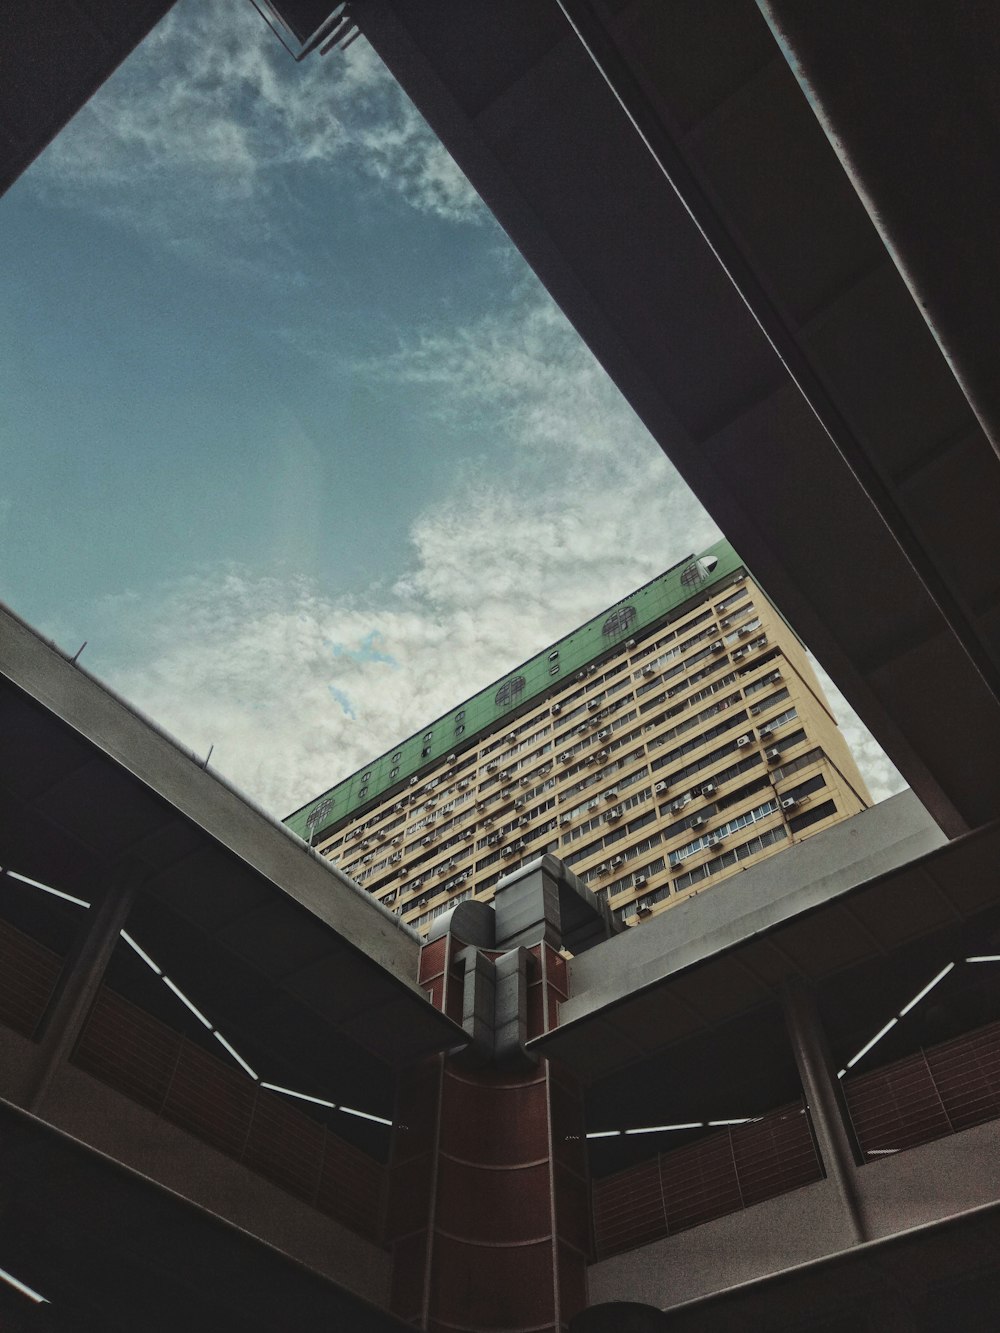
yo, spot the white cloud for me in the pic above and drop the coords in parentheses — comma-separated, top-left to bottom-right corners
(25, 0, 482, 241)
(808, 657, 907, 805)
(84, 288, 903, 819)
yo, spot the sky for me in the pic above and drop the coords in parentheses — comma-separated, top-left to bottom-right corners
(0, 0, 904, 817)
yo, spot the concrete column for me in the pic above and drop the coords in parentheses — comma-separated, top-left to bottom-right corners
(783, 976, 867, 1244)
(23, 862, 140, 1114)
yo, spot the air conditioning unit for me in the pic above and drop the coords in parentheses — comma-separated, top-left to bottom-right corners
(636, 906, 653, 919)
(733, 648, 747, 661)
(459, 779, 470, 789)
(560, 816, 572, 826)
(520, 775, 531, 786)
(738, 626, 754, 638)
(476, 801, 487, 811)
(749, 705, 760, 716)
(551, 703, 562, 715)
(559, 753, 571, 763)
(514, 799, 525, 809)
(363, 855, 373, 864)
(400, 866, 409, 877)
(361, 840, 370, 849)
(605, 789, 618, 800)
(503, 847, 514, 858)
(610, 856, 625, 869)
(598, 729, 611, 740)
(410, 777, 419, 786)
(759, 727, 774, 740)
(487, 834, 500, 845)
(464, 828, 475, 839)
(437, 864, 449, 876)
(390, 852, 402, 864)
(690, 815, 706, 829)
(633, 874, 647, 887)
(576, 671, 587, 681)
(766, 747, 781, 763)
(597, 863, 609, 875)
(598, 750, 609, 760)
(421, 836, 433, 847)
(701, 782, 716, 797)
(588, 699, 600, 711)
(506, 732, 517, 743)
(517, 816, 529, 827)
(625, 638, 636, 648)
(607, 809, 622, 821)
(707, 837, 724, 851)
(391, 836, 401, 846)
(736, 735, 752, 747)
(642, 666, 655, 677)
(711, 640, 723, 652)
(671, 799, 686, 813)
(486, 762, 498, 772)
(447, 753, 456, 762)
(672, 856, 685, 867)
(781, 797, 799, 811)
(484, 818, 494, 828)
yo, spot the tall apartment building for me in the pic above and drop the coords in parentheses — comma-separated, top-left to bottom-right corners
(286, 541, 872, 936)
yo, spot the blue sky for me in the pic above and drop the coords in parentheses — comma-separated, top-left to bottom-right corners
(0, 0, 902, 814)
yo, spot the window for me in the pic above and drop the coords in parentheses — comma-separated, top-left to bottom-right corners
(359, 787, 368, 799)
(390, 767, 399, 779)
(455, 725, 465, 736)
(603, 605, 637, 637)
(789, 799, 837, 834)
(548, 650, 560, 661)
(423, 731, 433, 742)
(392, 751, 402, 762)
(421, 747, 431, 758)
(495, 676, 526, 707)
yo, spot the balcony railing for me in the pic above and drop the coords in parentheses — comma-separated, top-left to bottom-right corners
(0, 916, 63, 1038)
(71, 985, 385, 1239)
(844, 1018, 1000, 1158)
(592, 1101, 820, 1259)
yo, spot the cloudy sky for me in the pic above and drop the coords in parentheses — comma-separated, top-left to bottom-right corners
(0, 0, 903, 817)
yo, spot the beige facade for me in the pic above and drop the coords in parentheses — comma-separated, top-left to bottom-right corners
(316, 571, 871, 937)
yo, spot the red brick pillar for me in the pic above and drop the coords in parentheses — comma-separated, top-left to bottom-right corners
(384, 937, 589, 1332)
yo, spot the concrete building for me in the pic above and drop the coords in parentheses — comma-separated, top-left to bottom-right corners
(287, 540, 871, 935)
(3, 1, 1000, 1330)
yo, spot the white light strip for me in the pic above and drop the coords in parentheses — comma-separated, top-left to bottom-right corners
(5, 869, 90, 909)
(213, 1031, 258, 1080)
(845, 1018, 897, 1070)
(0, 1263, 48, 1304)
(707, 1118, 755, 1126)
(837, 1069, 846, 1080)
(898, 962, 955, 1016)
(120, 930, 162, 975)
(866, 1148, 899, 1155)
(624, 1122, 703, 1135)
(966, 955, 1000, 963)
(162, 977, 213, 1030)
(260, 1082, 337, 1110)
(585, 1129, 622, 1139)
(338, 1105, 392, 1126)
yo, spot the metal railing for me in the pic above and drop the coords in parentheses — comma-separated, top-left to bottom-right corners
(0, 917, 63, 1038)
(592, 1101, 820, 1259)
(72, 986, 385, 1240)
(844, 1018, 1000, 1158)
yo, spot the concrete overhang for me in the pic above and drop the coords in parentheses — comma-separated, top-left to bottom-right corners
(526, 790, 1000, 1082)
(0, 604, 465, 1077)
(0, 1096, 410, 1331)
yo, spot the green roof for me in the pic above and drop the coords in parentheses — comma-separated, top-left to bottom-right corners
(284, 539, 745, 841)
